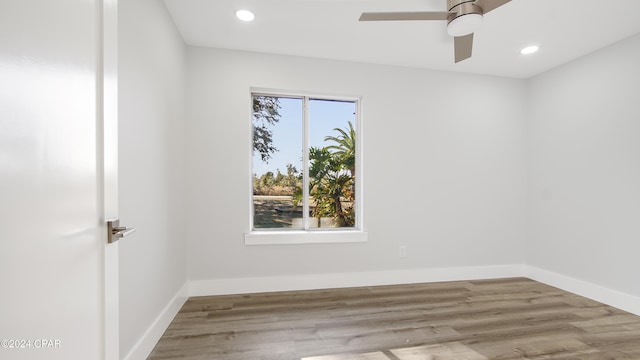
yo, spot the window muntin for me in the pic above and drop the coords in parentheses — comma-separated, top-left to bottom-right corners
(251, 93, 359, 231)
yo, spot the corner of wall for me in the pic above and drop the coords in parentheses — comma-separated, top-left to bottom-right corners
(526, 266, 640, 316)
(123, 282, 189, 360)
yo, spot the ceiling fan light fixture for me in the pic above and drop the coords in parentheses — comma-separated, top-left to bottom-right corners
(235, 9, 255, 22)
(447, 13, 483, 37)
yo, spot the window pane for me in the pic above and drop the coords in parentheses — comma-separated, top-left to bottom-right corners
(308, 99, 357, 229)
(252, 96, 303, 229)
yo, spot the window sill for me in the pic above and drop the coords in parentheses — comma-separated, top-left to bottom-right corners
(244, 230, 368, 245)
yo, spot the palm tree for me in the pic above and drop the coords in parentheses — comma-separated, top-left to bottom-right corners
(324, 121, 355, 178)
(306, 122, 357, 227)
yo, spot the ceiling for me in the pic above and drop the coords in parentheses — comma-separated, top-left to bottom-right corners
(163, 0, 640, 78)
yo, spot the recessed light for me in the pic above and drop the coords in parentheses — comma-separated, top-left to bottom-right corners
(520, 45, 539, 55)
(235, 9, 255, 22)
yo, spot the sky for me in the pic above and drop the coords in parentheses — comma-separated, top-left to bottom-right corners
(252, 97, 356, 177)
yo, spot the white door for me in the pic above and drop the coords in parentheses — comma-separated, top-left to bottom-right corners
(0, 1, 118, 359)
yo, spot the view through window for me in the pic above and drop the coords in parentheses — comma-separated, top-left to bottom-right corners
(252, 93, 358, 230)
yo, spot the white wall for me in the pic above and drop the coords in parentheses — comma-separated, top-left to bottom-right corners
(186, 48, 527, 285)
(118, 0, 187, 357)
(527, 33, 640, 297)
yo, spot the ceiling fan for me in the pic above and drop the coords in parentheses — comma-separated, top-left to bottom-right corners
(359, 0, 512, 63)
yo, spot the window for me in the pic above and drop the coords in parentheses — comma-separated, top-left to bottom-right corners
(251, 92, 361, 232)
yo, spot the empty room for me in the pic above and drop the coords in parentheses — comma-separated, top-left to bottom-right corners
(2, 0, 640, 359)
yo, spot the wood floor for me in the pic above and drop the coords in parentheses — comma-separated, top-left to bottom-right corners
(148, 278, 640, 359)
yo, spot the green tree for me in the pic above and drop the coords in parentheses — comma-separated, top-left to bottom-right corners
(324, 121, 356, 178)
(311, 121, 356, 226)
(260, 171, 275, 187)
(252, 96, 281, 162)
(274, 169, 285, 185)
(285, 163, 300, 188)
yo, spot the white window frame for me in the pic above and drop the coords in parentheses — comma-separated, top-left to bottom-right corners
(245, 88, 367, 245)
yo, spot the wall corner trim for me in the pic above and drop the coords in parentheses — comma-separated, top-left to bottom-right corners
(123, 282, 189, 360)
(526, 266, 640, 316)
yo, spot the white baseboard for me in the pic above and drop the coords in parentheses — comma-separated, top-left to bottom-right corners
(526, 266, 640, 316)
(188, 264, 525, 296)
(124, 282, 189, 360)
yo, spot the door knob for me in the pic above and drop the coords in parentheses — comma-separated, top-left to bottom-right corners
(107, 219, 136, 243)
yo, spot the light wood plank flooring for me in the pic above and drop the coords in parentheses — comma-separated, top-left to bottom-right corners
(148, 278, 640, 359)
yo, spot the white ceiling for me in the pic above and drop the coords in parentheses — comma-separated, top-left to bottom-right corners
(163, 0, 640, 78)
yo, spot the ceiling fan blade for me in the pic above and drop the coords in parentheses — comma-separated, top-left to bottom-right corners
(454, 33, 473, 63)
(359, 12, 450, 21)
(474, 0, 511, 14)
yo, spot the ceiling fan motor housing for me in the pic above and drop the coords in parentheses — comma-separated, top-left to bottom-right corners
(447, 0, 483, 23)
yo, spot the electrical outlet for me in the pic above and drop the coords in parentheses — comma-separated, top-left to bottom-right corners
(399, 245, 407, 258)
